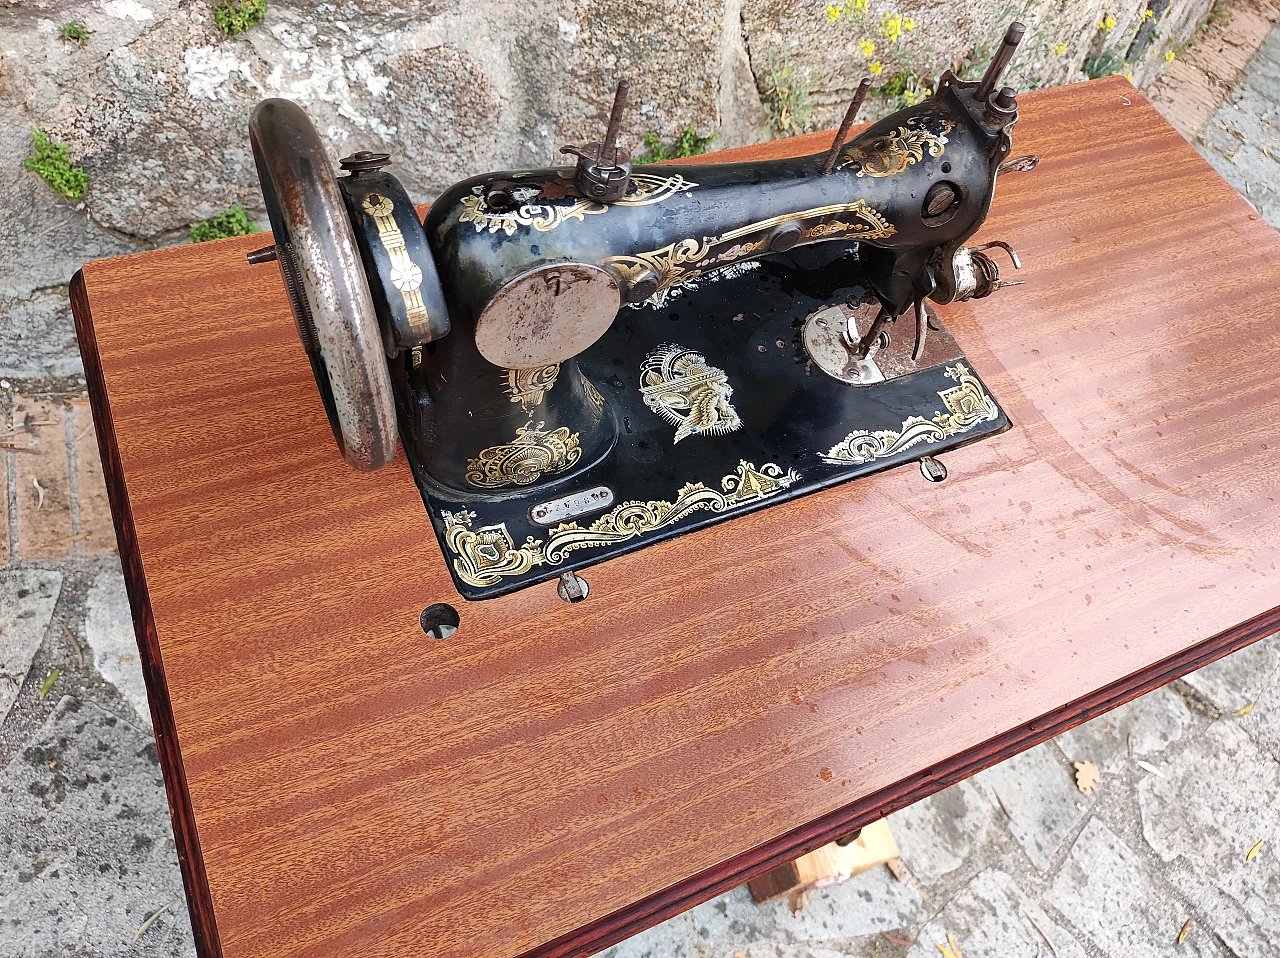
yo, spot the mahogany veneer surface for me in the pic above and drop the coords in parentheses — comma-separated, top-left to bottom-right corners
(76, 77, 1280, 958)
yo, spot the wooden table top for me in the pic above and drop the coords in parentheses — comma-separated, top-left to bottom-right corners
(72, 76, 1280, 958)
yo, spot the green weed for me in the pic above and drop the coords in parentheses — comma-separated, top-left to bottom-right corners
(190, 205, 259, 243)
(24, 131, 88, 201)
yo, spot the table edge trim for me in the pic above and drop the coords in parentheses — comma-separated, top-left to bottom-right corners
(70, 269, 226, 958)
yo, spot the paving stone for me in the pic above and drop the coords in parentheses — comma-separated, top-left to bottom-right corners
(84, 560, 149, 728)
(1181, 636, 1280, 716)
(973, 742, 1087, 871)
(70, 399, 117, 557)
(0, 696, 193, 957)
(1047, 818, 1217, 958)
(887, 780, 994, 889)
(1197, 25, 1280, 228)
(0, 570, 62, 725)
(10, 400, 72, 560)
(1057, 685, 1192, 770)
(689, 871, 922, 949)
(595, 911, 699, 958)
(1139, 720, 1280, 958)
(1, 423, 9, 565)
(906, 869, 1086, 958)
(0, 287, 82, 381)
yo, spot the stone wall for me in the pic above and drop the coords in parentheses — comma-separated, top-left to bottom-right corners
(0, 0, 1215, 378)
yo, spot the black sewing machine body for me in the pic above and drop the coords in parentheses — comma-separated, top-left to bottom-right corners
(248, 29, 1030, 600)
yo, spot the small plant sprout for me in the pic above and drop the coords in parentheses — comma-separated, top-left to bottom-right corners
(190, 205, 260, 243)
(212, 0, 267, 36)
(24, 131, 88, 200)
(59, 21, 92, 45)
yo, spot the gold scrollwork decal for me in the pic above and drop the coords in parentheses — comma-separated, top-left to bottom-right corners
(838, 116, 955, 177)
(602, 200, 894, 306)
(465, 420, 582, 488)
(458, 172, 698, 236)
(443, 461, 800, 588)
(640, 343, 742, 444)
(582, 376, 606, 413)
(505, 365, 560, 413)
(361, 193, 431, 335)
(821, 362, 998, 465)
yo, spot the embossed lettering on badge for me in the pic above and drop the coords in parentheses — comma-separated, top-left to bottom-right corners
(529, 485, 616, 526)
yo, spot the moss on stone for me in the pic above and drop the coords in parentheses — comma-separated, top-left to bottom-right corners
(190, 205, 259, 243)
(24, 131, 88, 201)
(212, 0, 267, 36)
(59, 21, 92, 45)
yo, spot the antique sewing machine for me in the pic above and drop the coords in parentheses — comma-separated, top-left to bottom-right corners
(246, 24, 1033, 600)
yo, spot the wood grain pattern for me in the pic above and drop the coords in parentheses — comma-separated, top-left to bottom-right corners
(72, 77, 1280, 958)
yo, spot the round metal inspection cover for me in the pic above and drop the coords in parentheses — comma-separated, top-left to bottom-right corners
(475, 263, 620, 369)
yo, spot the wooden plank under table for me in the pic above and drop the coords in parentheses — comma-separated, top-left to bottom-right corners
(71, 75, 1280, 958)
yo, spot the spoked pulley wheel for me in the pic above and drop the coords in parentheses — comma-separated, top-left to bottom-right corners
(250, 98, 397, 471)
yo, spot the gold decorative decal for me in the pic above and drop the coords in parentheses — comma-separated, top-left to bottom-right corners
(505, 365, 560, 413)
(640, 343, 742, 444)
(457, 172, 698, 236)
(839, 116, 955, 177)
(443, 511, 546, 587)
(465, 420, 582, 488)
(582, 376, 606, 413)
(821, 362, 998, 465)
(361, 193, 431, 334)
(443, 461, 800, 587)
(603, 200, 894, 306)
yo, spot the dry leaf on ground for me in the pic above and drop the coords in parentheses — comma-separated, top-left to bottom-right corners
(881, 931, 913, 947)
(1177, 919, 1192, 944)
(994, 789, 1014, 819)
(1074, 761, 1100, 795)
(1247, 839, 1265, 862)
(1136, 759, 1165, 778)
(1233, 702, 1256, 717)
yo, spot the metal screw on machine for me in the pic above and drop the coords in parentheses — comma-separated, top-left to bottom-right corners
(557, 571, 590, 603)
(919, 456, 948, 482)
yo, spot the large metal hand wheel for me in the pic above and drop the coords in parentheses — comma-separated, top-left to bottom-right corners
(250, 98, 397, 471)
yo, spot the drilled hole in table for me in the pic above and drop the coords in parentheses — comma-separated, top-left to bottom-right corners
(420, 603, 460, 640)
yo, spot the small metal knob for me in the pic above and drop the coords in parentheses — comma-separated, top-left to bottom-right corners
(557, 571, 590, 602)
(339, 150, 392, 174)
(920, 456, 948, 482)
(770, 224, 804, 252)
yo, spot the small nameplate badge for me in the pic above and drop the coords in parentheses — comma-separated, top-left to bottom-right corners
(530, 485, 615, 526)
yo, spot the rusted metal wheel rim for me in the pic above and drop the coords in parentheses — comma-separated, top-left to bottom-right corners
(249, 98, 397, 472)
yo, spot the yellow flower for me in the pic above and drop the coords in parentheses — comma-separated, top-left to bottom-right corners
(1143, 7, 1154, 19)
(1164, 49, 1176, 62)
(1106, 14, 1117, 30)
(826, 3, 841, 21)
(869, 59, 884, 75)
(854, 0, 869, 10)
(882, 13, 903, 42)
(858, 39, 875, 56)
(904, 17, 915, 30)
(1052, 41, 1068, 54)
(904, 89, 922, 105)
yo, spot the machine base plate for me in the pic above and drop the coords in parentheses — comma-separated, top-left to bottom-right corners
(410, 247, 1011, 600)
